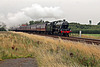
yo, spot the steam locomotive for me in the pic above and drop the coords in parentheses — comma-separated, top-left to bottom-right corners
(13, 19, 71, 37)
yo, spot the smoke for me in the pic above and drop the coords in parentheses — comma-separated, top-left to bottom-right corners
(22, 4, 63, 19)
(0, 4, 63, 28)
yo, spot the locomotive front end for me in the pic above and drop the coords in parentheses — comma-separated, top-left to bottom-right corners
(60, 20, 72, 37)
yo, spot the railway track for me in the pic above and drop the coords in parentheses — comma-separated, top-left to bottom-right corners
(30, 33, 100, 45)
(61, 37, 100, 45)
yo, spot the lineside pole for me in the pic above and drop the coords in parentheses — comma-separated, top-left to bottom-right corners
(79, 31, 81, 37)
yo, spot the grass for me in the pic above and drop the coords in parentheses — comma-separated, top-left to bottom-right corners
(0, 31, 100, 67)
(70, 33, 100, 39)
(70, 33, 79, 37)
(82, 34, 100, 39)
(83, 34, 100, 37)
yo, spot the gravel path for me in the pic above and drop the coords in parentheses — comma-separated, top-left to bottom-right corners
(0, 58, 38, 67)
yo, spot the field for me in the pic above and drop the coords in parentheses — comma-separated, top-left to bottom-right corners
(0, 31, 100, 67)
(70, 33, 100, 39)
(83, 34, 100, 37)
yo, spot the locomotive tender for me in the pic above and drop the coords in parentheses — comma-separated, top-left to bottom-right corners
(14, 19, 71, 37)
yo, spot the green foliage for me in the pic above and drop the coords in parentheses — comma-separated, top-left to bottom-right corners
(45, 21, 49, 23)
(83, 34, 100, 37)
(71, 29, 100, 34)
(29, 20, 44, 25)
(29, 20, 35, 25)
(0, 22, 6, 31)
(69, 23, 100, 34)
(0, 27, 6, 31)
(97, 22, 100, 25)
(69, 23, 100, 29)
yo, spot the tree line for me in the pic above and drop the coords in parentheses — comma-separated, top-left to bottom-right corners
(69, 23, 100, 34)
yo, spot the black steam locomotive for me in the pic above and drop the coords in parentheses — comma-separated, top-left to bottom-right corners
(13, 19, 71, 37)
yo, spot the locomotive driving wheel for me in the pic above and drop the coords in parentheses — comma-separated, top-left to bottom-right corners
(63, 33, 69, 37)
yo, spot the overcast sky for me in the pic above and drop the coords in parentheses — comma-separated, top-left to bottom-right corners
(0, 0, 100, 27)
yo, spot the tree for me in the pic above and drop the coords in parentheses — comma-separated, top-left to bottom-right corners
(0, 27, 6, 31)
(97, 22, 100, 25)
(0, 22, 6, 31)
(29, 20, 34, 25)
(89, 20, 92, 25)
(26, 23, 29, 26)
(45, 21, 49, 23)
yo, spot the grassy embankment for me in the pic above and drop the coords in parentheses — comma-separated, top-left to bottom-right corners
(0, 31, 100, 67)
(84, 34, 100, 37)
(70, 33, 100, 39)
(83, 34, 100, 38)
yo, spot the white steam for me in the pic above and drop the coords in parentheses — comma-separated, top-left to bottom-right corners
(22, 4, 63, 19)
(0, 4, 63, 28)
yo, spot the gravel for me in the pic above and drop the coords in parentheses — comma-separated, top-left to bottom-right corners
(0, 58, 38, 67)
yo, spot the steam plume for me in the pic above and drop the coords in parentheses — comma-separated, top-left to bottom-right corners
(0, 4, 63, 28)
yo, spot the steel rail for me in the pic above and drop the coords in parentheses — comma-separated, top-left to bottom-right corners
(30, 33, 100, 45)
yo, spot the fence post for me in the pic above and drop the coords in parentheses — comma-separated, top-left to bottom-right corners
(79, 31, 81, 37)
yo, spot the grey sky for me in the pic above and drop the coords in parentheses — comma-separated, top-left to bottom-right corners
(0, 0, 100, 25)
